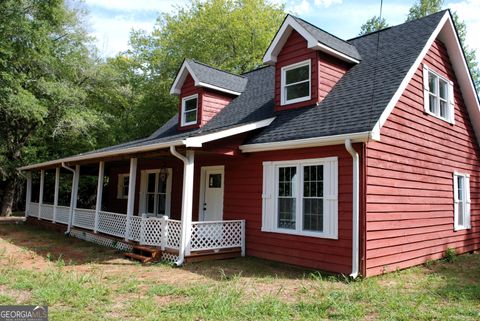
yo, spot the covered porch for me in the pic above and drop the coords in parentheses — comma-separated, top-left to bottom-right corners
(22, 144, 245, 264)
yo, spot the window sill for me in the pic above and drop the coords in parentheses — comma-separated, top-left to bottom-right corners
(454, 226, 470, 231)
(281, 95, 311, 106)
(264, 228, 338, 240)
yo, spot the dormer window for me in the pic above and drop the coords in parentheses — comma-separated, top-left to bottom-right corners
(181, 94, 198, 126)
(281, 60, 311, 106)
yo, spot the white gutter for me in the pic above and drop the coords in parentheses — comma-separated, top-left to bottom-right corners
(344, 139, 359, 278)
(240, 131, 375, 153)
(62, 162, 76, 234)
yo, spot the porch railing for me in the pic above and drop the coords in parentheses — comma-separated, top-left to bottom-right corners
(26, 202, 245, 255)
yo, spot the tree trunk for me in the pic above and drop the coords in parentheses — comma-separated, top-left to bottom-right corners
(1, 179, 15, 216)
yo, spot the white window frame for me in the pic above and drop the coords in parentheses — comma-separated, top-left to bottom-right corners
(139, 168, 172, 217)
(181, 94, 199, 126)
(262, 157, 338, 239)
(281, 59, 311, 106)
(423, 64, 455, 124)
(117, 173, 129, 199)
(453, 172, 471, 231)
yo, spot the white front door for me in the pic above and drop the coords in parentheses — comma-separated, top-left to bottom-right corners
(201, 166, 224, 221)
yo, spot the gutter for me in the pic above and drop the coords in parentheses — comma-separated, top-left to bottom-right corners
(345, 139, 360, 278)
(62, 162, 76, 235)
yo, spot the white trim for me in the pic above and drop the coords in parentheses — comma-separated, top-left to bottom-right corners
(53, 167, 60, 223)
(280, 59, 311, 106)
(38, 170, 44, 219)
(240, 131, 373, 153)
(139, 168, 172, 217)
(25, 172, 32, 217)
(198, 166, 225, 221)
(345, 139, 359, 278)
(263, 15, 359, 65)
(185, 118, 275, 147)
(125, 158, 137, 241)
(94, 161, 104, 233)
(453, 171, 471, 231)
(262, 157, 338, 239)
(117, 173, 129, 199)
(170, 60, 242, 96)
(373, 12, 480, 145)
(181, 94, 199, 127)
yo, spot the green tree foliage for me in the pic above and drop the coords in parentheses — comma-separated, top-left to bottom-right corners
(406, 0, 443, 20)
(359, 16, 389, 35)
(0, 0, 107, 215)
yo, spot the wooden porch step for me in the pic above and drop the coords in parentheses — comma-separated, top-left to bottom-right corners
(132, 245, 160, 253)
(185, 248, 241, 263)
(124, 252, 154, 263)
(125, 245, 162, 263)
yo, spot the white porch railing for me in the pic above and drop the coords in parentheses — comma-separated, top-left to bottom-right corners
(26, 202, 245, 256)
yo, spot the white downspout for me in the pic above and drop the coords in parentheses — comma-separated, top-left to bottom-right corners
(62, 162, 76, 234)
(170, 146, 195, 266)
(345, 139, 360, 278)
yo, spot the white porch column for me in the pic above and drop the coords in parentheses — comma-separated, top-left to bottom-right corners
(38, 170, 44, 220)
(68, 165, 80, 232)
(52, 167, 60, 223)
(125, 158, 137, 241)
(25, 172, 32, 217)
(94, 161, 105, 233)
(180, 150, 195, 257)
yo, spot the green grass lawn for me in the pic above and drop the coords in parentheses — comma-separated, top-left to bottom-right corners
(0, 224, 478, 320)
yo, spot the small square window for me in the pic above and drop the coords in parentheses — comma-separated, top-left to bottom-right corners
(181, 94, 198, 126)
(208, 174, 222, 188)
(281, 60, 311, 106)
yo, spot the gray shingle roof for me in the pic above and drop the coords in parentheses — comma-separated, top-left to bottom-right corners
(186, 59, 248, 94)
(291, 16, 362, 62)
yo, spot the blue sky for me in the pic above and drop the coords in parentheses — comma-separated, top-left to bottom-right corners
(84, 0, 480, 60)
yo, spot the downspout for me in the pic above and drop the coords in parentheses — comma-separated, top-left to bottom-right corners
(62, 162, 76, 235)
(345, 139, 360, 278)
(169, 145, 193, 266)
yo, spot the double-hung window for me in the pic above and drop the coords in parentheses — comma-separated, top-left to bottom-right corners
(453, 172, 471, 231)
(281, 59, 311, 105)
(423, 64, 455, 124)
(262, 157, 338, 239)
(117, 174, 129, 199)
(181, 94, 198, 126)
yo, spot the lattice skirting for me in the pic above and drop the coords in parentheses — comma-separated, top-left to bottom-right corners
(161, 252, 179, 263)
(69, 229, 133, 252)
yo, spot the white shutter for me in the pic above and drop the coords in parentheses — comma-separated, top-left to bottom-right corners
(448, 80, 455, 125)
(262, 162, 274, 232)
(465, 175, 471, 229)
(453, 173, 460, 230)
(423, 65, 430, 113)
(323, 158, 339, 239)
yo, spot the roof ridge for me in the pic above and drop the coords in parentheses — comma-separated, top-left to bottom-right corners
(241, 64, 271, 75)
(187, 59, 246, 79)
(347, 9, 449, 42)
(291, 14, 354, 45)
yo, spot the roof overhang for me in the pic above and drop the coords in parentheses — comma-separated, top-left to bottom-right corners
(373, 11, 480, 145)
(263, 15, 360, 65)
(169, 60, 242, 96)
(239, 131, 374, 153)
(19, 118, 276, 171)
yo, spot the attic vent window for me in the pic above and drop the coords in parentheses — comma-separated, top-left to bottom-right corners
(181, 94, 198, 126)
(281, 59, 311, 106)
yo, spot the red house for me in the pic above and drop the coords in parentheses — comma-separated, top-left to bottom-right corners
(20, 10, 480, 277)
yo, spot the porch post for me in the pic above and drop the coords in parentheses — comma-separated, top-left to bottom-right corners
(68, 165, 80, 231)
(53, 167, 60, 223)
(180, 150, 195, 257)
(94, 161, 105, 233)
(38, 169, 44, 220)
(125, 158, 137, 241)
(25, 171, 32, 217)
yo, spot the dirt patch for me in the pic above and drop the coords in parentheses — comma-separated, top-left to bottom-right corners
(0, 285, 31, 303)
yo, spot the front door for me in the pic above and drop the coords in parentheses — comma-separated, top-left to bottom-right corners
(201, 166, 224, 221)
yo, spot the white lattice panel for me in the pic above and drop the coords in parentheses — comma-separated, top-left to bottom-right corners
(190, 221, 243, 251)
(40, 204, 54, 221)
(142, 217, 164, 246)
(97, 211, 127, 238)
(129, 216, 142, 242)
(73, 208, 95, 230)
(55, 206, 70, 224)
(161, 252, 179, 263)
(27, 202, 39, 217)
(166, 220, 181, 249)
(70, 229, 133, 252)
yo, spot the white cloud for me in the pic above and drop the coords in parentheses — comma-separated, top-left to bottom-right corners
(288, 0, 312, 15)
(447, 0, 480, 56)
(314, 0, 342, 7)
(84, 0, 179, 13)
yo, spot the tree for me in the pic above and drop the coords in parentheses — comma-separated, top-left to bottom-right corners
(359, 16, 389, 35)
(0, 0, 107, 215)
(406, 0, 443, 21)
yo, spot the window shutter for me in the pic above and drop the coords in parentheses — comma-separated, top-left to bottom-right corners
(448, 80, 455, 125)
(423, 65, 430, 113)
(117, 175, 123, 199)
(323, 159, 339, 239)
(453, 173, 459, 230)
(262, 162, 274, 232)
(465, 175, 471, 229)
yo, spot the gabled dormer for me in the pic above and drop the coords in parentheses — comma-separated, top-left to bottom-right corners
(170, 59, 248, 130)
(264, 15, 362, 111)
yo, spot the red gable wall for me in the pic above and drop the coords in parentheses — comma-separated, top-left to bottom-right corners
(364, 39, 480, 276)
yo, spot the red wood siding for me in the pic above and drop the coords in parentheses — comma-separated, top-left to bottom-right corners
(275, 30, 318, 111)
(318, 52, 349, 102)
(364, 39, 480, 276)
(200, 89, 233, 126)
